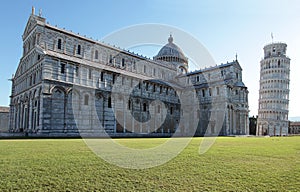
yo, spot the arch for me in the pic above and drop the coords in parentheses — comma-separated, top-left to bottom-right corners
(50, 86, 66, 94)
(95, 92, 104, 100)
(51, 87, 66, 131)
(179, 66, 187, 74)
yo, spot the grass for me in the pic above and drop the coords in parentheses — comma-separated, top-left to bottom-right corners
(0, 137, 299, 191)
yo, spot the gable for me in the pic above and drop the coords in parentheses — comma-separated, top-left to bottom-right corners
(22, 14, 45, 40)
(22, 15, 38, 40)
(233, 60, 243, 71)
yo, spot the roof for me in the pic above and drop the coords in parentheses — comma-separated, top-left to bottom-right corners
(187, 60, 241, 76)
(45, 50, 183, 89)
(0, 106, 9, 113)
(154, 35, 187, 62)
(234, 81, 246, 87)
(290, 122, 300, 126)
(45, 50, 151, 80)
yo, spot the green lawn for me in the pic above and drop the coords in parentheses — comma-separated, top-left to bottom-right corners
(0, 137, 299, 191)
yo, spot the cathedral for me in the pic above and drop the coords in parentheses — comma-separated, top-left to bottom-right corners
(9, 10, 249, 137)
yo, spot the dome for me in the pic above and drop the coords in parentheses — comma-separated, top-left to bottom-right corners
(154, 35, 188, 64)
(234, 81, 246, 87)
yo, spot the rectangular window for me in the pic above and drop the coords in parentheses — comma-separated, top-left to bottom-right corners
(100, 71, 104, 82)
(75, 66, 79, 77)
(133, 61, 136, 70)
(112, 74, 116, 84)
(108, 97, 112, 108)
(88, 69, 92, 79)
(95, 50, 99, 60)
(109, 55, 112, 64)
(202, 89, 205, 97)
(60, 63, 65, 74)
(77, 45, 81, 55)
(144, 65, 147, 73)
(216, 87, 220, 95)
(57, 39, 62, 50)
(209, 88, 212, 96)
(196, 76, 200, 82)
(122, 58, 125, 67)
(84, 95, 89, 105)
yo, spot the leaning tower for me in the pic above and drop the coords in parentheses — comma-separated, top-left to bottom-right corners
(257, 42, 290, 136)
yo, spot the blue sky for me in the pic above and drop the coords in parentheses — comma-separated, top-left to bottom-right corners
(0, 0, 299, 118)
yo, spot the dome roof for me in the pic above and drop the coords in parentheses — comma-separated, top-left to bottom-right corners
(234, 81, 246, 87)
(154, 35, 187, 63)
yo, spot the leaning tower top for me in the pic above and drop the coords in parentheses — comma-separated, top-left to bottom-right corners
(263, 42, 287, 59)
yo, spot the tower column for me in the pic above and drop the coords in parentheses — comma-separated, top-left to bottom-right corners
(257, 42, 290, 136)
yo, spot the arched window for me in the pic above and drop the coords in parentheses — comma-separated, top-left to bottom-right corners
(108, 97, 112, 108)
(84, 95, 89, 105)
(57, 38, 62, 50)
(77, 45, 81, 55)
(170, 106, 173, 115)
(95, 50, 99, 60)
(143, 103, 147, 112)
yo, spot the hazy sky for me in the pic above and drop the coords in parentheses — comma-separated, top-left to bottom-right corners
(0, 0, 299, 118)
